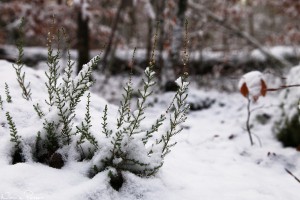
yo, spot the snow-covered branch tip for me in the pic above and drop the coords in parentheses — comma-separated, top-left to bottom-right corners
(13, 17, 32, 101)
(5, 83, 12, 103)
(6, 112, 22, 150)
(160, 76, 189, 157)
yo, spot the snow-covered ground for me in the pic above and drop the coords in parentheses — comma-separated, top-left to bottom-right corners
(0, 59, 299, 200)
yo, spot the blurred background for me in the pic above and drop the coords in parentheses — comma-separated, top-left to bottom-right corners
(0, 0, 300, 91)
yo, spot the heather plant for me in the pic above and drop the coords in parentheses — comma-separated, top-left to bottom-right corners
(274, 66, 300, 148)
(0, 95, 3, 110)
(5, 83, 12, 103)
(89, 22, 190, 190)
(4, 19, 190, 192)
(5, 21, 100, 167)
(36, 28, 100, 166)
(12, 18, 32, 101)
(6, 112, 24, 164)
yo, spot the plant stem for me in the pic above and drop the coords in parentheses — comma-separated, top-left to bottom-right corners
(285, 168, 300, 184)
(246, 96, 254, 146)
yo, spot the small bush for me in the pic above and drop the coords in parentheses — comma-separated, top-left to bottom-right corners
(2, 21, 190, 191)
(274, 66, 300, 149)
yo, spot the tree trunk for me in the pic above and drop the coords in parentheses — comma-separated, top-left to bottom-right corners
(188, 0, 292, 68)
(102, 0, 125, 70)
(146, 17, 153, 67)
(76, 8, 90, 74)
(170, 0, 187, 78)
(156, 0, 166, 81)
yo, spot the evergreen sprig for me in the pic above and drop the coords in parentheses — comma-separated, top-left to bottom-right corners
(6, 112, 22, 150)
(12, 17, 32, 101)
(33, 103, 45, 118)
(57, 55, 100, 146)
(43, 120, 59, 154)
(102, 105, 112, 137)
(116, 82, 133, 129)
(0, 95, 3, 110)
(68, 56, 100, 113)
(45, 28, 61, 107)
(128, 67, 156, 136)
(62, 51, 73, 101)
(5, 83, 12, 103)
(143, 113, 166, 145)
(76, 93, 98, 150)
(55, 86, 73, 145)
(160, 76, 189, 158)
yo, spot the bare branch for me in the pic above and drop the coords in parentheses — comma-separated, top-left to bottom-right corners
(285, 168, 300, 184)
(188, 0, 292, 68)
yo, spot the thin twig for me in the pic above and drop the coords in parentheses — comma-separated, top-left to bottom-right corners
(285, 168, 300, 184)
(246, 96, 254, 146)
(252, 132, 262, 147)
(188, 0, 292, 68)
(266, 84, 300, 92)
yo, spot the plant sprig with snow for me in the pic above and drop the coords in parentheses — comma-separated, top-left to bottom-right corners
(2, 20, 189, 191)
(12, 18, 32, 101)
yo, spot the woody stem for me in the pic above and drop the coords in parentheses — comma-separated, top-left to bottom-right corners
(246, 96, 254, 146)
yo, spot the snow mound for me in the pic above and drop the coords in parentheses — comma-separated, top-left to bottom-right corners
(0, 59, 299, 200)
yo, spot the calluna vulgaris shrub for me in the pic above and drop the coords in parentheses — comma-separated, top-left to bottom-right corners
(1, 20, 189, 190)
(275, 66, 300, 149)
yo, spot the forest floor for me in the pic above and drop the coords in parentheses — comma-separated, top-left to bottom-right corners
(0, 59, 299, 200)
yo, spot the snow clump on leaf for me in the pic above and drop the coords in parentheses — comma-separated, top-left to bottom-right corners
(238, 71, 267, 102)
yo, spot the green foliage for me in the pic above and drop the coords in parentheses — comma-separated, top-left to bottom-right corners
(35, 131, 42, 157)
(276, 112, 300, 148)
(6, 112, 22, 150)
(116, 81, 133, 129)
(94, 65, 189, 177)
(41, 26, 100, 156)
(5, 83, 12, 103)
(12, 17, 32, 101)
(45, 29, 61, 107)
(101, 105, 112, 137)
(43, 120, 59, 155)
(274, 66, 300, 149)
(0, 95, 3, 110)
(159, 76, 189, 158)
(76, 93, 98, 158)
(33, 103, 45, 118)
(3, 20, 189, 190)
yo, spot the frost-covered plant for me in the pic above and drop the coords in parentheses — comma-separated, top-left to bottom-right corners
(274, 66, 300, 148)
(3, 19, 189, 192)
(0, 95, 3, 110)
(12, 18, 32, 101)
(90, 62, 189, 191)
(238, 67, 300, 148)
(32, 27, 100, 165)
(33, 103, 44, 119)
(6, 112, 22, 150)
(76, 92, 98, 159)
(6, 112, 24, 164)
(45, 29, 61, 107)
(89, 25, 190, 191)
(5, 83, 12, 103)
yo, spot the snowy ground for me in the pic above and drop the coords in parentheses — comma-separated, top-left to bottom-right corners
(0, 59, 299, 200)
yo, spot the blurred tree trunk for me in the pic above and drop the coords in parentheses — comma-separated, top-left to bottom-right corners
(170, 0, 187, 78)
(146, 17, 153, 67)
(76, 8, 90, 74)
(188, 0, 292, 68)
(102, 0, 125, 70)
(156, 0, 166, 81)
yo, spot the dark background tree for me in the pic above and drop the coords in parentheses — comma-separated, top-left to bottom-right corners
(76, 1, 90, 74)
